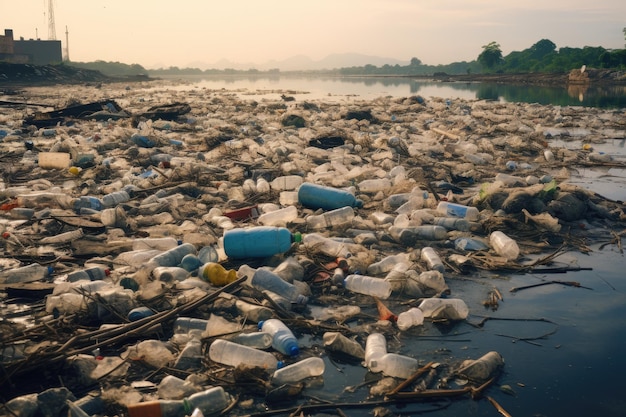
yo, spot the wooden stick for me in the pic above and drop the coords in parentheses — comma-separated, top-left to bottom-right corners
(486, 395, 513, 417)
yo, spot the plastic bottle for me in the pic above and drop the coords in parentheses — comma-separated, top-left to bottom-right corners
(358, 178, 392, 193)
(374, 353, 419, 379)
(127, 306, 154, 321)
(0, 263, 53, 284)
(174, 337, 203, 370)
(454, 237, 490, 251)
(101, 190, 130, 208)
(130, 133, 155, 148)
(298, 182, 363, 210)
(396, 307, 425, 330)
(302, 233, 356, 258)
(270, 175, 303, 191)
(433, 217, 470, 231)
(436, 201, 480, 221)
(259, 318, 299, 356)
(389, 225, 447, 244)
(366, 253, 410, 276)
(132, 237, 180, 251)
(257, 205, 299, 227)
(126, 387, 230, 417)
(180, 254, 203, 272)
(418, 298, 469, 320)
(250, 268, 308, 304)
(271, 357, 325, 385)
(174, 317, 209, 334)
(344, 274, 392, 299)
(145, 243, 197, 271)
(544, 149, 555, 162)
(365, 333, 387, 370)
(223, 226, 301, 259)
(235, 299, 273, 323)
(66, 266, 110, 282)
(230, 332, 273, 349)
(420, 247, 445, 273)
(73, 196, 103, 212)
(15, 191, 76, 210)
(199, 262, 237, 286)
(152, 266, 190, 282)
(490, 231, 520, 260)
(305, 206, 355, 229)
(209, 339, 279, 369)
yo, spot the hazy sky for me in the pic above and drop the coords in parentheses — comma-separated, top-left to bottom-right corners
(2, 1, 625, 69)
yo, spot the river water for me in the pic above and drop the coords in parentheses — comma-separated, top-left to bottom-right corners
(156, 75, 626, 416)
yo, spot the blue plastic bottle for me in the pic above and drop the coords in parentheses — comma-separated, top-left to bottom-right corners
(259, 318, 300, 356)
(223, 226, 301, 259)
(297, 182, 363, 210)
(146, 243, 197, 270)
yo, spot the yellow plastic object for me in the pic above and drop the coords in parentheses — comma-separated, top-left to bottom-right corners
(201, 262, 237, 286)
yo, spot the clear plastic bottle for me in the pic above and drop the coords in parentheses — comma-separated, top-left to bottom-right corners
(298, 182, 363, 210)
(375, 353, 419, 379)
(173, 317, 209, 334)
(250, 269, 308, 304)
(365, 333, 387, 371)
(489, 231, 520, 260)
(257, 205, 299, 227)
(183, 387, 231, 415)
(344, 274, 392, 299)
(358, 178, 392, 193)
(323, 332, 365, 359)
(436, 201, 480, 221)
(209, 339, 279, 370)
(200, 262, 238, 286)
(145, 243, 197, 271)
(271, 357, 325, 385)
(389, 225, 447, 244)
(270, 175, 303, 191)
(454, 237, 490, 251)
(152, 266, 190, 282)
(421, 247, 445, 273)
(366, 253, 410, 276)
(235, 299, 273, 323)
(0, 263, 53, 284)
(433, 217, 470, 231)
(223, 226, 301, 259)
(230, 332, 273, 349)
(67, 266, 110, 282)
(259, 318, 299, 356)
(173, 337, 203, 370)
(132, 237, 180, 251)
(302, 233, 356, 258)
(396, 307, 425, 330)
(306, 206, 355, 229)
(418, 298, 469, 320)
(101, 190, 130, 208)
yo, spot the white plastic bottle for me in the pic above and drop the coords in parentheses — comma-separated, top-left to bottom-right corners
(344, 274, 392, 299)
(366, 253, 410, 276)
(208, 339, 279, 370)
(230, 332, 273, 349)
(375, 353, 419, 379)
(271, 357, 325, 385)
(396, 307, 425, 331)
(418, 298, 469, 320)
(67, 266, 110, 282)
(420, 247, 445, 273)
(489, 231, 520, 260)
(258, 205, 299, 227)
(302, 233, 356, 258)
(365, 333, 387, 371)
(132, 237, 180, 251)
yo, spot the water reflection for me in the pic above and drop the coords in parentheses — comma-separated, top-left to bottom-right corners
(169, 75, 626, 108)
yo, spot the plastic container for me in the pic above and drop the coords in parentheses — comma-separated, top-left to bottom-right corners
(145, 243, 197, 271)
(257, 205, 298, 227)
(152, 266, 190, 282)
(130, 133, 155, 148)
(250, 268, 308, 304)
(358, 178, 392, 193)
(418, 298, 469, 320)
(173, 338, 203, 370)
(344, 274, 392, 299)
(306, 206, 355, 229)
(436, 201, 480, 221)
(490, 230, 520, 260)
(396, 307, 425, 330)
(126, 387, 230, 417)
(271, 357, 325, 385)
(223, 226, 301, 259)
(389, 225, 447, 244)
(544, 149, 555, 162)
(101, 190, 130, 208)
(433, 217, 470, 231)
(259, 318, 299, 356)
(270, 175, 303, 191)
(366, 253, 410, 276)
(127, 306, 154, 322)
(374, 353, 419, 379)
(454, 237, 490, 251)
(66, 267, 110, 282)
(420, 247, 445, 273)
(230, 332, 273, 349)
(174, 317, 209, 334)
(132, 237, 180, 251)
(365, 333, 387, 370)
(208, 339, 279, 369)
(235, 299, 273, 323)
(0, 263, 53, 284)
(180, 254, 203, 272)
(200, 262, 237, 286)
(298, 182, 363, 210)
(302, 233, 355, 258)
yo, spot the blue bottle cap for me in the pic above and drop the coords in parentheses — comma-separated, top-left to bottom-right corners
(288, 345, 300, 356)
(46, 266, 54, 276)
(277, 360, 284, 369)
(257, 320, 265, 330)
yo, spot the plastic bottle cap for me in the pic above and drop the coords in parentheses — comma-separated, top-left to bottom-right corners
(289, 345, 300, 356)
(355, 199, 364, 208)
(46, 266, 54, 276)
(277, 360, 284, 369)
(104, 269, 111, 276)
(293, 232, 302, 243)
(257, 320, 265, 330)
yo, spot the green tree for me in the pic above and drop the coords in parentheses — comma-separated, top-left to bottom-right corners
(478, 41, 503, 71)
(410, 57, 422, 66)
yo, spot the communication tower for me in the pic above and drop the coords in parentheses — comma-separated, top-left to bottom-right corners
(64, 25, 70, 61)
(48, 0, 57, 40)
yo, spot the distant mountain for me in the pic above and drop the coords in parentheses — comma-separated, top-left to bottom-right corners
(181, 53, 409, 72)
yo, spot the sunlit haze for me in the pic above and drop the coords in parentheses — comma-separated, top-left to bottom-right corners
(2, 0, 625, 70)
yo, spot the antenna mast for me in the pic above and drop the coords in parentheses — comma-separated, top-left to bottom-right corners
(64, 25, 70, 61)
(48, 0, 57, 40)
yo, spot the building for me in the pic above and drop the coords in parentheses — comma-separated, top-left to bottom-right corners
(0, 29, 62, 65)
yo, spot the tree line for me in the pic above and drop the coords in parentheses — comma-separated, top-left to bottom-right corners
(66, 38, 626, 77)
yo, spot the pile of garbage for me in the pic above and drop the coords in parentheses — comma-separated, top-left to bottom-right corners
(0, 81, 624, 417)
